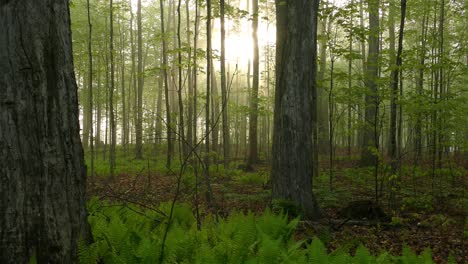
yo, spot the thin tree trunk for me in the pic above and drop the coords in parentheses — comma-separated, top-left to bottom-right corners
(135, 0, 144, 159)
(220, 0, 230, 168)
(205, 0, 214, 208)
(160, 0, 173, 168)
(248, 0, 259, 166)
(87, 0, 94, 178)
(193, 0, 200, 148)
(109, 0, 117, 177)
(318, 1, 330, 156)
(118, 15, 128, 151)
(186, 0, 193, 151)
(177, 0, 187, 159)
(389, 0, 407, 210)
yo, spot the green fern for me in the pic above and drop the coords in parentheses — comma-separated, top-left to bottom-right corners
(80, 200, 436, 264)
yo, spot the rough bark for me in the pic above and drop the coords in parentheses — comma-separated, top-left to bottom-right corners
(0, 1, 90, 262)
(272, 0, 321, 220)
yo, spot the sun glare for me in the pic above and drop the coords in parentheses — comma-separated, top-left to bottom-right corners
(212, 17, 276, 66)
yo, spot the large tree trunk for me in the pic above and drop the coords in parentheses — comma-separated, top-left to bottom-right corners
(272, 0, 321, 220)
(0, 1, 90, 262)
(360, 0, 380, 167)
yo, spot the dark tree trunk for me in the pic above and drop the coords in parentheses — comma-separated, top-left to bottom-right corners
(272, 0, 321, 220)
(389, 0, 407, 209)
(135, 0, 144, 159)
(0, 1, 90, 262)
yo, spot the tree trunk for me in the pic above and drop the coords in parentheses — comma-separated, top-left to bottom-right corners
(177, 0, 187, 159)
(220, 0, 230, 168)
(109, 0, 117, 177)
(248, 0, 259, 166)
(360, 0, 380, 168)
(135, 0, 144, 159)
(87, 0, 94, 177)
(192, 0, 200, 148)
(160, 0, 173, 168)
(186, 0, 193, 151)
(317, 1, 330, 156)
(272, 0, 321, 220)
(0, 1, 90, 261)
(205, 0, 214, 208)
(118, 15, 128, 151)
(389, 0, 407, 210)
(414, 9, 428, 161)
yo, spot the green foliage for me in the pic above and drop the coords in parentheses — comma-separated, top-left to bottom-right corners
(271, 199, 303, 217)
(234, 172, 268, 185)
(402, 195, 434, 212)
(80, 200, 436, 264)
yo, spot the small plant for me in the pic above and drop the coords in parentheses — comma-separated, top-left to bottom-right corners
(271, 199, 303, 217)
(235, 172, 267, 185)
(402, 195, 433, 212)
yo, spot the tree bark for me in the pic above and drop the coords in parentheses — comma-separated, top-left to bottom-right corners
(248, 0, 259, 166)
(135, 0, 144, 159)
(109, 0, 117, 177)
(0, 1, 90, 262)
(389, 0, 407, 210)
(220, 0, 230, 168)
(360, 0, 380, 167)
(87, 0, 94, 177)
(160, 0, 173, 168)
(317, 1, 330, 156)
(205, 0, 214, 208)
(272, 0, 321, 220)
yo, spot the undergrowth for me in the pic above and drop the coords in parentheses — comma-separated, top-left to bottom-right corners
(79, 199, 441, 264)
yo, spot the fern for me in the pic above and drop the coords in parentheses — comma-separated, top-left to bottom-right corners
(308, 238, 328, 263)
(81, 200, 436, 264)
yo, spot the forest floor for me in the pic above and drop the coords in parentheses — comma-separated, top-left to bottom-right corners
(86, 153, 467, 264)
